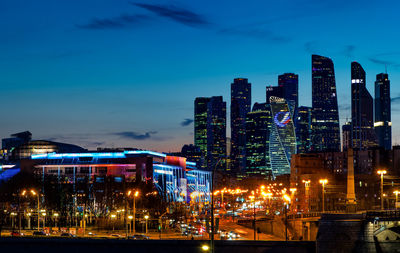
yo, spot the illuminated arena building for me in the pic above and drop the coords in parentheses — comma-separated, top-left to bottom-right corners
(23, 150, 211, 203)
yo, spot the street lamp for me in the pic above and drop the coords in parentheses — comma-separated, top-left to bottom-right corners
(394, 190, 399, 211)
(30, 189, 40, 231)
(53, 213, 59, 228)
(377, 170, 387, 210)
(110, 214, 116, 231)
(319, 179, 328, 212)
(302, 180, 311, 212)
(249, 195, 256, 240)
(128, 215, 133, 234)
(144, 215, 149, 235)
(283, 194, 291, 241)
(127, 190, 140, 234)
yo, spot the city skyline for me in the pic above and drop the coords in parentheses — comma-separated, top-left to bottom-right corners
(1, 0, 400, 152)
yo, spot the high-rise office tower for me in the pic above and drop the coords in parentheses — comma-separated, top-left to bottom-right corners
(194, 96, 227, 170)
(266, 85, 285, 104)
(351, 62, 376, 150)
(207, 96, 227, 171)
(375, 73, 391, 150)
(231, 78, 251, 176)
(194, 97, 210, 169)
(342, 122, 352, 151)
(295, 106, 312, 154)
(278, 73, 299, 110)
(245, 103, 272, 179)
(311, 55, 341, 152)
(269, 96, 296, 176)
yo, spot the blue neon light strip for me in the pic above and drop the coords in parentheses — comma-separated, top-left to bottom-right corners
(186, 161, 197, 166)
(31, 150, 166, 160)
(124, 150, 166, 158)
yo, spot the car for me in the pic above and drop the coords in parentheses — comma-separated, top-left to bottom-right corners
(131, 234, 149, 240)
(60, 232, 75, 237)
(110, 234, 122, 238)
(11, 231, 24, 237)
(33, 231, 48, 236)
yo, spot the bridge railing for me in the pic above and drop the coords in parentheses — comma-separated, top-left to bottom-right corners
(364, 210, 400, 220)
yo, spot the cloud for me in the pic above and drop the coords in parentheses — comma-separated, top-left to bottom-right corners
(76, 14, 148, 30)
(113, 131, 158, 140)
(132, 3, 209, 27)
(180, 118, 194, 127)
(368, 57, 394, 66)
(368, 52, 400, 67)
(218, 28, 290, 43)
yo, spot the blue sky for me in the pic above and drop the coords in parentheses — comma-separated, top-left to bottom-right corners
(1, 0, 400, 152)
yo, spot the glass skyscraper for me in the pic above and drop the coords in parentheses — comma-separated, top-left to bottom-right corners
(278, 73, 299, 111)
(269, 96, 296, 176)
(231, 78, 251, 176)
(245, 102, 272, 179)
(351, 62, 376, 150)
(295, 106, 312, 154)
(311, 55, 341, 152)
(194, 96, 227, 171)
(375, 73, 391, 150)
(194, 97, 210, 169)
(207, 96, 227, 171)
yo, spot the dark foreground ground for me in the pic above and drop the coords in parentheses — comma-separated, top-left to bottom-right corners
(0, 237, 315, 253)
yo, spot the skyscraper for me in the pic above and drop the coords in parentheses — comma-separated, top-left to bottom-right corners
(269, 96, 296, 176)
(194, 97, 210, 169)
(194, 96, 227, 170)
(311, 55, 341, 152)
(245, 103, 272, 179)
(351, 62, 376, 150)
(375, 73, 391, 150)
(278, 73, 299, 110)
(342, 122, 352, 151)
(266, 85, 284, 104)
(295, 106, 312, 154)
(231, 78, 251, 176)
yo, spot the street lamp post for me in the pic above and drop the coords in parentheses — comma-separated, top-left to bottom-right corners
(110, 214, 116, 231)
(144, 215, 149, 235)
(377, 170, 387, 210)
(249, 195, 256, 240)
(319, 179, 328, 212)
(302, 180, 311, 212)
(30, 190, 40, 231)
(211, 157, 223, 253)
(283, 194, 291, 241)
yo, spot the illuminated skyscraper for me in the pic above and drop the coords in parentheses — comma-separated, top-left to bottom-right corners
(342, 122, 352, 151)
(269, 96, 296, 176)
(375, 73, 391, 150)
(295, 106, 312, 154)
(231, 78, 251, 175)
(194, 97, 210, 169)
(194, 96, 227, 170)
(351, 62, 376, 150)
(266, 85, 284, 104)
(207, 96, 227, 171)
(311, 55, 341, 152)
(245, 103, 272, 178)
(278, 73, 299, 110)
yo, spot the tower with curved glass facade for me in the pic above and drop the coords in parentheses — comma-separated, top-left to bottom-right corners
(269, 96, 296, 176)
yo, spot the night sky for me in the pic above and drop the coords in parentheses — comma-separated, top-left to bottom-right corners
(1, 0, 400, 152)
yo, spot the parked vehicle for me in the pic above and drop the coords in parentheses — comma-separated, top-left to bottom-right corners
(33, 231, 48, 236)
(11, 231, 24, 237)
